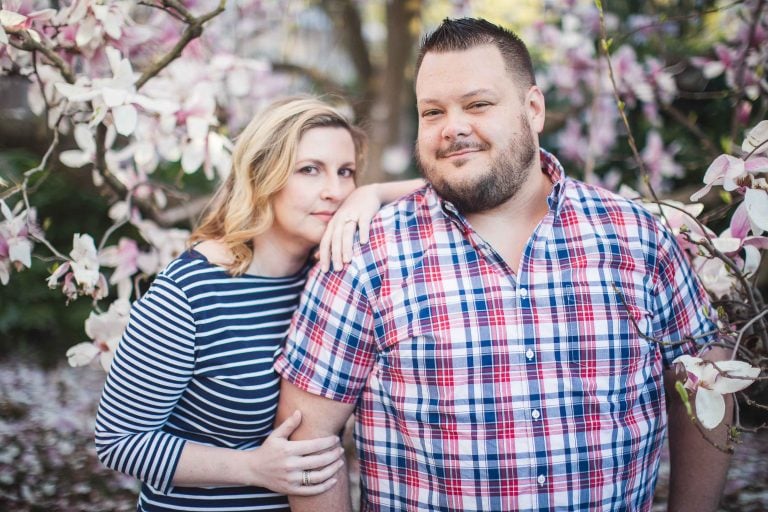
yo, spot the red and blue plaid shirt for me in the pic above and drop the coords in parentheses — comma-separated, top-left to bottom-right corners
(276, 149, 715, 511)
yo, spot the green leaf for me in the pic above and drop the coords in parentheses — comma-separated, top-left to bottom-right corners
(675, 381, 695, 421)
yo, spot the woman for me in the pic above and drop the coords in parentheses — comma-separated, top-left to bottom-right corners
(95, 96, 422, 511)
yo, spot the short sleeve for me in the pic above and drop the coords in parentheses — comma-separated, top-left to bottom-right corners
(275, 262, 377, 404)
(651, 223, 717, 367)
(95, 275, 196, 494)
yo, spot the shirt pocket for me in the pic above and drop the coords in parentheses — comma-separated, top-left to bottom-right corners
(558, 270, 658, 416)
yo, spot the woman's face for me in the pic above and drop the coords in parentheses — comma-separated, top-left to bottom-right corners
(269, 126, 357, 254)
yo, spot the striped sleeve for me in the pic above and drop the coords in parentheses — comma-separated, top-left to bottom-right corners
(95, 274, 196, 494)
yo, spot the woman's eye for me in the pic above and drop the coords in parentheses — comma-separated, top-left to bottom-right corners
(299, 165, 318, 175)
(339, 168, 356, 178)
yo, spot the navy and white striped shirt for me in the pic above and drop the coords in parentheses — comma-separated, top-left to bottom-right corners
(96, 249, 308, 511)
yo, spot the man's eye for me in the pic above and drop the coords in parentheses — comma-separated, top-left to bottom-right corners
(421, 110, 441, 118)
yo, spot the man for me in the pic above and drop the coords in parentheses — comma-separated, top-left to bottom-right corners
(275, 18, 731, 512)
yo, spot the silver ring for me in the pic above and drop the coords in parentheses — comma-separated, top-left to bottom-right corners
(302, 469, 311, 486)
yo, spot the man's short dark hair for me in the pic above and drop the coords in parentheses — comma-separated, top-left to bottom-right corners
(415, 18, 536, 88)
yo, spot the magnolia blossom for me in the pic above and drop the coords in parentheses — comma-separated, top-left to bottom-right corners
(0, 201, 39, 279)
(690, 152, 768, 233)
(742, 120, 768, 155)
(55, 47, 176, 136)
(0, 5, 55, 44)
(67, 298, 131, 371)
(48, 233, 108, 301)
(674, 354, 761, 429)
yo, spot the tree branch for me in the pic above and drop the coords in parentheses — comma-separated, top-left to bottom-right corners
(8, 30, 75, 83)
(135, 0, 227, 90)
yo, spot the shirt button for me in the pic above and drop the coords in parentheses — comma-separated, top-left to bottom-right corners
(537, 474, 546, 485)
(518, 287, 528, 298)
(531, 409, 541, 420)
(525, 349, 535, 360)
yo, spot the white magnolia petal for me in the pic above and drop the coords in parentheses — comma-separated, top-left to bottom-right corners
(186, 116, 210, 141)
(75, 15, 96, 47)
(66, 342, 100, 367)
(104, 46, 123, 76)
(101, 86, 128, 107)
(695, 387, 726, 430)
(103, 11, 123, 40)
(8, 238, 32, 267)
(0, 10, 27, 29)
(709, 361, 761, 394)
(112, 104, 137, 136)
(711, 237, 741, 254)
(745, 189, 768, 231)
(54, 82, 99, 102)
(59, 150, 92, 168)
(73, 123, 96, 154)
(181, 142, 205, 174)
(743, 120, 768, 155)
(742, 245, 761, 276)
(0, 260, 9, 285)
(0, 25, 8, 45)
(99, 350, 116, 372)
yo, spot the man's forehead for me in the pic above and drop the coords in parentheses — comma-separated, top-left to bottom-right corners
(416, 47, 512, 100)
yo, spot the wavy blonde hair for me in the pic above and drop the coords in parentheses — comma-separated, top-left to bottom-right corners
(189, 96, 367, 276)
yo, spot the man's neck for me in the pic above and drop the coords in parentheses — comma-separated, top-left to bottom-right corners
(465, 163, 554, 272)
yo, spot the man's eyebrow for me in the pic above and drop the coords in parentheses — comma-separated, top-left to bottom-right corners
(418, 88, 498, 106)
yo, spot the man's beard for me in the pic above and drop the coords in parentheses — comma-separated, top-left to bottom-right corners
(416, 116, 537, 214)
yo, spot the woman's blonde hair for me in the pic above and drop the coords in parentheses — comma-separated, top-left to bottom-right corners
(189, 96, 367, 275)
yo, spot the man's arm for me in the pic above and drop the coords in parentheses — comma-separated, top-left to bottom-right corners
(665, 347, 732, 512)
(277, 379, 357, 512)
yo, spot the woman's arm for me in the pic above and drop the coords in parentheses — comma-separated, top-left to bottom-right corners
(318, 178, 425, 272)
(173, 410, 344, 495)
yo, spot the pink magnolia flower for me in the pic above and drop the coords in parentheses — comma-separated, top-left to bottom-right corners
(674, 354, 761, 429)
(0, 200, 36, 272)
(99, 237, 138, 285)
(690, 154, 768, 201)
(641, 130, 683, 191)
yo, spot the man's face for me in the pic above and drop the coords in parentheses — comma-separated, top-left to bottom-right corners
(415, 44, 542, 214)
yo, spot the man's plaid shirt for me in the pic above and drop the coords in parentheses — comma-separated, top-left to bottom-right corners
(276, 150, 715, 511)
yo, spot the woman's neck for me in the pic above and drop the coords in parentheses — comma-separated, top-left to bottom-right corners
(248, 234, 310, 277)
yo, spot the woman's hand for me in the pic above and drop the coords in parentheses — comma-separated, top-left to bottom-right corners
(318, 184, 381, 272)
(248, 410, 345, 495)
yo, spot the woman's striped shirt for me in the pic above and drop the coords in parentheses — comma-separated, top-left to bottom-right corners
(95, 249, 308, 511)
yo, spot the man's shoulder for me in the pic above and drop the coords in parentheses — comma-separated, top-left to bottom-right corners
(368, 185, 438, 236)
(562, 177, 662, 229)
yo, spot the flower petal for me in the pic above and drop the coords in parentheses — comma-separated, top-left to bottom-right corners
(695, 387, 726, 429)
(709, 360, 761, 394)
(66, 342, 100, 367)
(745, 189, 768, 232)
(112, 104, 137, 136)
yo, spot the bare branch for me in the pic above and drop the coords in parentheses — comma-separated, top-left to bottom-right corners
(8, 30, 75, 83)
(135, 0, 227, 90)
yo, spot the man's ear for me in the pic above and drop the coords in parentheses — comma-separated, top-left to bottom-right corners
(525, 85, 546, 133)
